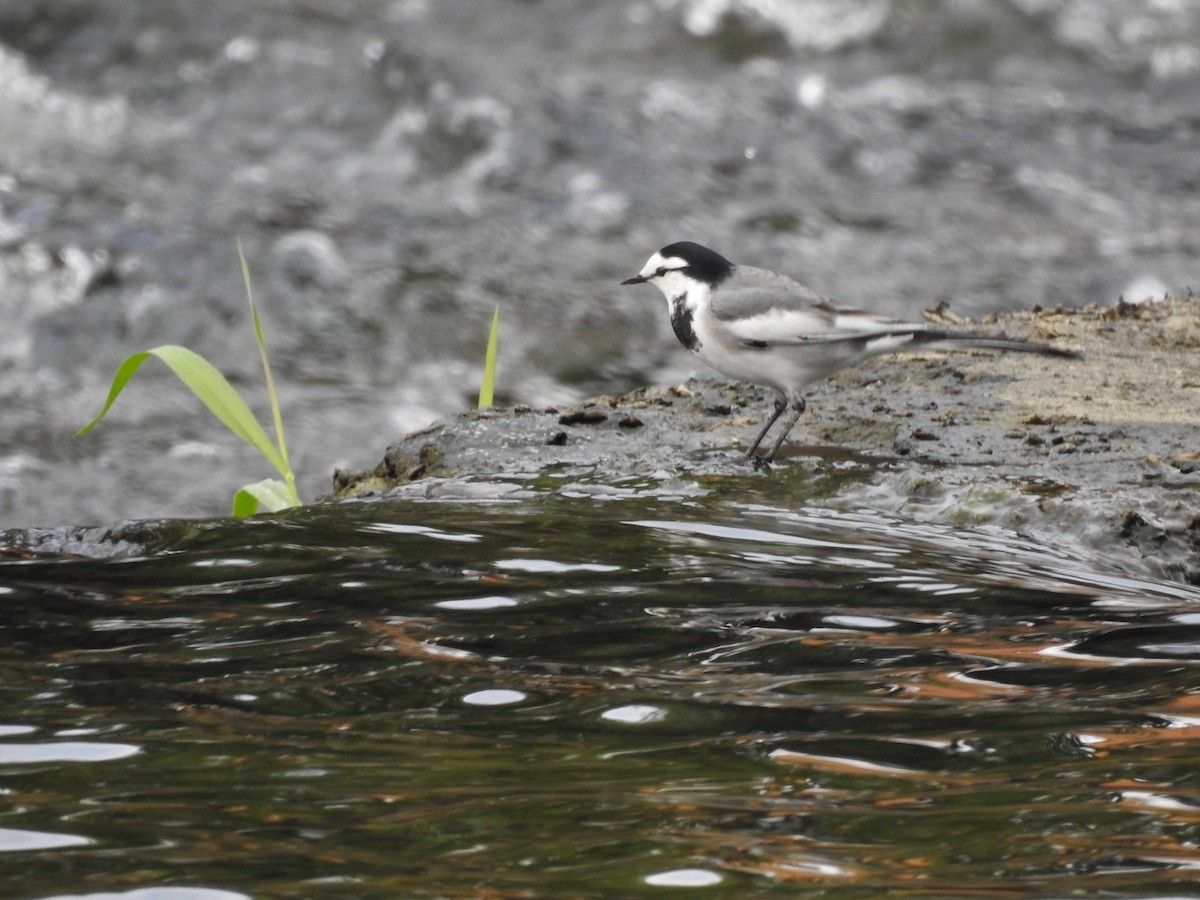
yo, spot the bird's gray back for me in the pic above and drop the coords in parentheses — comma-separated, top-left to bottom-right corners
(708, 265, 832, 322)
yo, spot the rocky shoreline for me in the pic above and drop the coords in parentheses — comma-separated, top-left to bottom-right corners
(4, 297, 1195, 583)
(333, 296, 1200, 584)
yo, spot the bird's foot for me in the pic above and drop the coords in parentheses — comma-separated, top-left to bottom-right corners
(746, 450, 773, 470)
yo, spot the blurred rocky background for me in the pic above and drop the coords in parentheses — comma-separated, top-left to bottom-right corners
(1, 0, 1196, 527)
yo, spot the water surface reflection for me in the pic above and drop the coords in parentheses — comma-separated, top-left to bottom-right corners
(2, 498, 1198, 896)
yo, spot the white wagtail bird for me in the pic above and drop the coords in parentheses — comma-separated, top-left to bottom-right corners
(621, 241, 1080, 462)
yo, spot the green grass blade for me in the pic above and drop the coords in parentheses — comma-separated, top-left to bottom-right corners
(238, 241, 288, 466)
(478, 304, 500, 408)
(233, 478, 294, 517)
(237, 241, 299, 506)
(78, 344, 287, 476)
(76, 351, 155, 437)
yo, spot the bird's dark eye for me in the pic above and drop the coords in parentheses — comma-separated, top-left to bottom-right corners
(654, 267, 668, 278)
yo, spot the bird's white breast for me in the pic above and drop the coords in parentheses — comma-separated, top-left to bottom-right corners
(681, 288, 876, 397)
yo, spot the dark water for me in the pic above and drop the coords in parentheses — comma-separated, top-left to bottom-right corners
(4, 493, 1200, 898)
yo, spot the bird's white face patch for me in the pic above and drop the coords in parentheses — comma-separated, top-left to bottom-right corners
(637, 252, 694, 301)
(637, 252, 688, 281)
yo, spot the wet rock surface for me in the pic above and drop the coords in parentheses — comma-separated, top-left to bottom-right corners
(333, 297, 1200, 584)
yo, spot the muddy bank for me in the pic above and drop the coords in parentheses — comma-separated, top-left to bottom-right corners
(333, 297, 1200, 584)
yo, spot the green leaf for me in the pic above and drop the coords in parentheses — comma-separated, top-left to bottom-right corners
(76, 243, 304, 518)
(478, 304, 500, 408)
(77, 344, 287, 477)
(239, 240, 289, 469)
(232, 487, 260, 519)
(232, 478, 295, 517)
(237, 241, 299, 508)
(75, 350, 155, 437)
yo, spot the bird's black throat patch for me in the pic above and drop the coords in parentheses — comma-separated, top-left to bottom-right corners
(670, 296, 701, 351)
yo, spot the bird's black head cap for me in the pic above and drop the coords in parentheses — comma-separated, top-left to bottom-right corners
(658, 241, 734, 287)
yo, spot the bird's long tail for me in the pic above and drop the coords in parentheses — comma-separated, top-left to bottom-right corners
(917, 331, 1081, 359)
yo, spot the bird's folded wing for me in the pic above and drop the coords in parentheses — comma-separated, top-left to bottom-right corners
(719, 299, 926, 347)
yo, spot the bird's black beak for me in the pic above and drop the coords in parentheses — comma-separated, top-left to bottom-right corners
(621, 275, 647, 285)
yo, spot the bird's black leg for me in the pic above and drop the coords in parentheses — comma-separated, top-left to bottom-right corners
(745, 395, 787, 459)
(763, 396, 807, 462)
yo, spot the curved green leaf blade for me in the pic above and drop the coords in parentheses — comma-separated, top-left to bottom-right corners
(75, 351, 155, 437)
(233, 478, 296, 517)
(77, 345, 286, 476)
